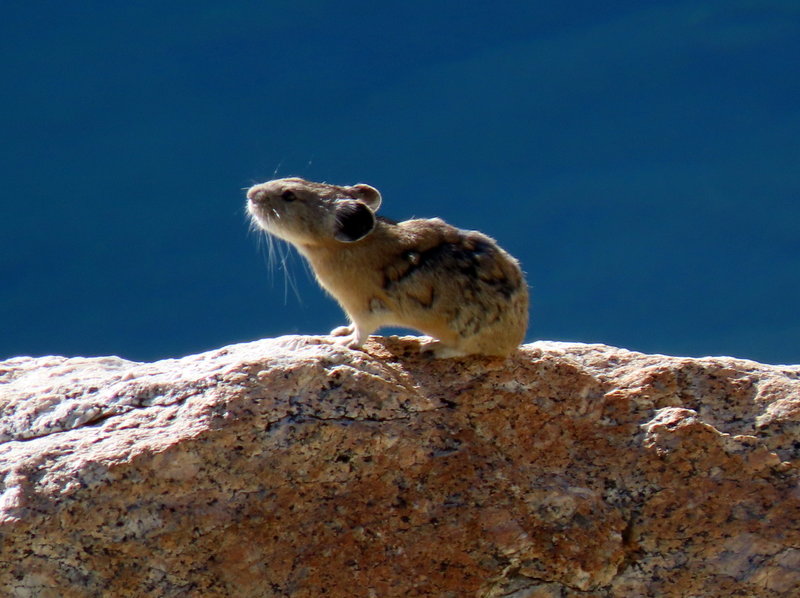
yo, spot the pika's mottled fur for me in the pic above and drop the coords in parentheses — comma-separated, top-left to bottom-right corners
(246, 177, 528, 357)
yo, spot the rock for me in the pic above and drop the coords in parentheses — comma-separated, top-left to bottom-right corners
(0, 336, 798, 597)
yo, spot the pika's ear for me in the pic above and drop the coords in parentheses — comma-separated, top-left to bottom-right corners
(334, 200, 376, 242)
(347, 184, 381, 212)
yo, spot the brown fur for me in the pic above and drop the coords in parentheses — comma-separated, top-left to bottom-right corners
(247, 177, 529, 357)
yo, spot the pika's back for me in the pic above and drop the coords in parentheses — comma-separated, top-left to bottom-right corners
(374, 218, 529, 355)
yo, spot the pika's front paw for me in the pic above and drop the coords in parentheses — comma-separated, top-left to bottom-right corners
(330, 325, 365, 350)
(332, 334, 363, 351)
(330, 323, 370, 351)
(330, 325, 354, 337)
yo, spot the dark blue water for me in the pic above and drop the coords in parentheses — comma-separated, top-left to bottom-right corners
(2, 1, 798, 364)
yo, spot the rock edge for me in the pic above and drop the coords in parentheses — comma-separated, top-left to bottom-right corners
(1, 336, 798, 597)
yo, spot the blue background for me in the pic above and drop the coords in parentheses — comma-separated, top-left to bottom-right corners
(2, 1, 799, 364)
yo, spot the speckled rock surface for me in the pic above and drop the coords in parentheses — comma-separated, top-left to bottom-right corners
(0, 336, 798, 597)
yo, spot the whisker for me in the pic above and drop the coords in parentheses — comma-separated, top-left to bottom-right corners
(277, 239, 302, 305)
(246, 209, 302, 305)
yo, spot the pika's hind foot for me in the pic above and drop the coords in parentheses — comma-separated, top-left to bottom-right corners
(419, 339, 467, 359)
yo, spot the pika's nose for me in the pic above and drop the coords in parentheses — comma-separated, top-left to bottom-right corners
(247, 186, 265, 202)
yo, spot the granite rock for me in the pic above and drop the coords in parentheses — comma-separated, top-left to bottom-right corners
(0, 336, 798, 597)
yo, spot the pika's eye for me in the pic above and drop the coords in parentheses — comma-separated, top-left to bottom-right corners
(281, 190, 297, 202)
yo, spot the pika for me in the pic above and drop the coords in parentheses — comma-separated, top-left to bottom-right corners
(246, 177, 529, 357)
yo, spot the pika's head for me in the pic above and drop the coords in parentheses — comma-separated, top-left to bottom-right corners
(247, 177, 382, 246)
